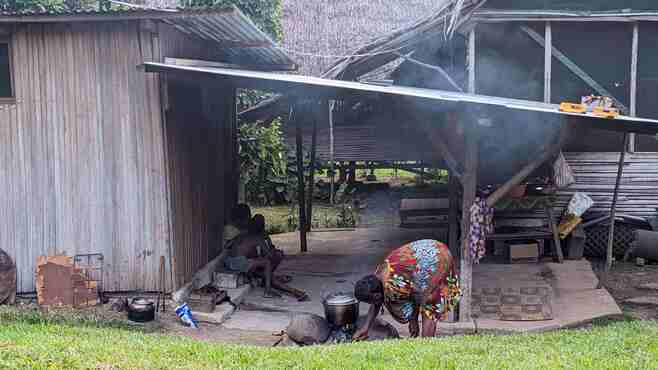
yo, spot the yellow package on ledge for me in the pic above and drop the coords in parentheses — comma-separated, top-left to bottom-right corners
(559, 102, 586, 113)
(592, 106, 620, 119)
(558, 214, 582, 240)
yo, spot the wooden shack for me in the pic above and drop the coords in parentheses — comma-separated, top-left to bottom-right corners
(0, 6, 296, 293)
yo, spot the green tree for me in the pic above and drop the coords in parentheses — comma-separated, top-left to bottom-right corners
(239, 119, 291, 205)
(0, 0, 96, 12)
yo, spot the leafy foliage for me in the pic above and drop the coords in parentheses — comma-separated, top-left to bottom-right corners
(238, 119, 291, 205)
(0, 0, 97, 12)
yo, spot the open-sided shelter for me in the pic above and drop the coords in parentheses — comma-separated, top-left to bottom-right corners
(144, 0, 658, 321)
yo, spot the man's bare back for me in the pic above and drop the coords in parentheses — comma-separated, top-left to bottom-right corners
(229, 234, 268, 259)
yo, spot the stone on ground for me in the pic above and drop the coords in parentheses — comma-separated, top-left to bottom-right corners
(286, 314, 331, 345)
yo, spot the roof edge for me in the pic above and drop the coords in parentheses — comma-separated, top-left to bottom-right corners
(0, 6, 237, 23)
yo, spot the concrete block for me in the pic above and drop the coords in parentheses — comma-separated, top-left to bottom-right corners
(214, 272, 246, 289)
(194, 303, 236, 325)
(189, 285, 252, 325)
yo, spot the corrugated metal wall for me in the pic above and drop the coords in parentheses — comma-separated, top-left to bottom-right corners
(559, 152, 658, 217)
(158, 23, 239, 287)
(0, 22, 172, 293)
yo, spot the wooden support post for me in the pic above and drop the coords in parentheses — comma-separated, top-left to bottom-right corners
(545, 205, 564, 263)
(459, 121, 479, 323)
(448, 171, 460, 259)
(306, 113, 318, 232)
(629, 23, 639, 152)
(419, 162, 425, 185)
(347, 161, 356, 183)
(329, 100, 335, 205)
(606, 133, 628, 271)
(295, 114, 308, 253)
(544, 21, 552, 103)
(459, 26, 478, 323)
(468, 28, 476, 94)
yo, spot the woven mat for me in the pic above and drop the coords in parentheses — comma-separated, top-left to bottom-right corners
(472, 286, 553, 321)
(495, 196, 554, 211)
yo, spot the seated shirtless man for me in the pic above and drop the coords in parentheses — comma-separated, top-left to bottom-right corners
(223, 215, 281, 298)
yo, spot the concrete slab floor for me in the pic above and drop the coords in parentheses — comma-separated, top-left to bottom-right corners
(222, 228, 621, 335)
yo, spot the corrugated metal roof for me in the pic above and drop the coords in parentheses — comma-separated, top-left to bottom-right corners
(0, 6, 296, 69)
(143, 62, 658, 135)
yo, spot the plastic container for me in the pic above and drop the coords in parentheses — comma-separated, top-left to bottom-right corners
(175, 303, 199, 329)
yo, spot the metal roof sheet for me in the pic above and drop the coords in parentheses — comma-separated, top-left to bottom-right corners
(143, 62, 658, 135)
(0, 6, 296, 69)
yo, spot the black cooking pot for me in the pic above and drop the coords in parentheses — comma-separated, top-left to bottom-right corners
(323, 293, 359, 327)
(127, 297, 155, 323)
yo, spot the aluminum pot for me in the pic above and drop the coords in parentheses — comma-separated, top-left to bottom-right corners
(322, 293, 359, 327)
(127, 297, 155, 323)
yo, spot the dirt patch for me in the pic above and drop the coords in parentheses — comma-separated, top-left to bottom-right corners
(597, 260, 658, 320)
(6, 298, 278, 346)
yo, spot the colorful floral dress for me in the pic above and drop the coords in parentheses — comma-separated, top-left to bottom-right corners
(376, 240, 461, 323)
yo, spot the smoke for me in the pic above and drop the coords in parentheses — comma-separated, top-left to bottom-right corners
(393, 23, 564, 185)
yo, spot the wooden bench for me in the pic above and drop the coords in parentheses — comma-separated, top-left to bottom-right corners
(400, 198, 450, 226)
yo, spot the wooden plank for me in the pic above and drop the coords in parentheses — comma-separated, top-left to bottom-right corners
(545, 205, 563, 263)
(306, 111, 318, 232)
(329, 100, 335, 205)
(468, 28, 476, 94)
(629, 22, 639, 152)
(487, 232, 553, 241)
(520, 25, 629, 114)
(607, 133, 629, 272)
(459, 120, 478, 323)
(448, 173, 459, 259)
(295, 107, 308, 253)
(544, 21, 551, 103)
(401, 198, 449, 211)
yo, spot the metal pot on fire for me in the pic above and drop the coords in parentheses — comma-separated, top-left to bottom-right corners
(322, 292, 359, 327)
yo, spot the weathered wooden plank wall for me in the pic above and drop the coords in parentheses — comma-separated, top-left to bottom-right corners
(0, 22, 171, 293)
(158, 24, 239, 287)
(162, 79, 237, 288)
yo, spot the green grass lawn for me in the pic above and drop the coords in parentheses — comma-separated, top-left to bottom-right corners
(1, 309, 657, 369)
